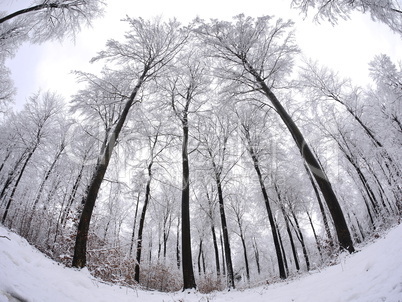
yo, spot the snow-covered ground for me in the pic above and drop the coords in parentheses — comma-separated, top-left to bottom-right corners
(1, 224, 401, 302)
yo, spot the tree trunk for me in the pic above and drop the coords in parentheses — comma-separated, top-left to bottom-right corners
(176, 215, 181, 269)
(129, 191, 141, 256)
(306, 210, 323, 260)
(291, 210, 310, 271)
(61, 162, 85, 227)
(215, 173, 235, 288)
(275, 217, 289, 276)
(252, 237, 261, 275)
(239, 230, 250, 282)
(220, 232, 226, 276)
(211, 224, 221, 277)
(243, 127, 287, 279)
(181, 114, 197, 290)
(277, 195, 300, 272)
(303, 162, 333, 242)
(197, 239, 203, 276)
(134, 164, 152, 283)
(284, 212, 300, 271)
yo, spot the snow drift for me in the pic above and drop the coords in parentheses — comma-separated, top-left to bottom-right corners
(0, 224, 401, 302)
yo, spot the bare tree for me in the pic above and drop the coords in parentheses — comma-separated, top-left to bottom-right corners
(167, 47, 211, 290)
(134, 121, 172, 283)
(1, 91, 62, 224)
(195, 15, 355, 254)
(195, 110, 238, 288)
(239, 110, 287, 279)
(71, 17, 188, 268)
(0, 64, 15, 114)
(0, 1, 105, 112)
(291, 0, 402, 36)
(0, 0, 105, 43)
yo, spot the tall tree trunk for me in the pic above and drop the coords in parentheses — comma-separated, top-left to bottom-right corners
(181, 114, 196, 290)
(134, 163, 152, 283)
(0, 147, 12, 175)
(26, 145, 64, 233)
(61, 162, 85, 228)
(176, 215, 181, 270)
(215, 172, 235, 288)
(72, 74, 145, 268)
(306, 210, 323, 260)
(278, 202, 300, 272)
(2, 146, 37, 224)
(197, 239, 203, 276)
(202, 248, 206, 275)
(211, 224, 221, 278)
(0, 151, 27, 206)
(303, 162, 333, 242)
(245, 61, 355, 253)
(129, 191, 141, 256)
(220, 232, 226, 276)
(243, 127, 287, 279)
(239, 229, 250, 282)
(252, 237, 261, 275)
(275, 217, 289, 276)
(290, 210, 310, 271)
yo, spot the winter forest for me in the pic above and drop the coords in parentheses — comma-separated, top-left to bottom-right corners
(0, 0, 401, 295)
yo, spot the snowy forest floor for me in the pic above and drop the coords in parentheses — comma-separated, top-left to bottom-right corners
(1, 224, 402, 302)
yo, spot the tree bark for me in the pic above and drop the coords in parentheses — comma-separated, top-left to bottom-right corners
(134, 163, 152, 283)
(211, 224, 221, 277)
(197, 239, 203, 276)
(181, 114, 197, 289)
(239, 228, 250, 282)
(129, 191, 141, 256)
(220, 232, 226, 276)
(214, 171, 235, 288)
(176, 215, 181, 269)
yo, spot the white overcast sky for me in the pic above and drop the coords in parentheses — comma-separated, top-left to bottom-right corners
(3, 0, 402, 109)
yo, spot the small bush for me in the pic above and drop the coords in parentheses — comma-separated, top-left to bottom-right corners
(139, 263, 182, 292)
